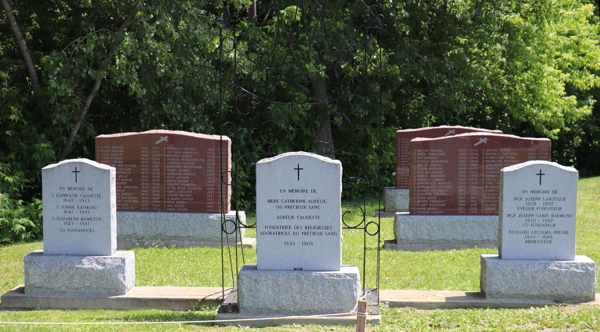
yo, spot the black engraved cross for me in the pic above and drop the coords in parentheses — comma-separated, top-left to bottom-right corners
(536, 169, 545, 185)
(72, 167, 80, 182)
(294, 164, 303, 181)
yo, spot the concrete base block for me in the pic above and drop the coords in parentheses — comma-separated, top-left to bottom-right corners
(238, 264, 360, 314)
(24, 250, 135, 296)
(117, 210, 251, 248)
(480, 254, 597, 301)
(384, 187, 409, 213)
(384, 213, 498, 250)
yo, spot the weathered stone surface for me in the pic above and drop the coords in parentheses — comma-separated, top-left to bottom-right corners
(96, 130, 231, 213)
(499, 161, 578, 260)
(117, 210, 247, 248)
(480, 254, 596, 301)
(384, 187, 409, 212)
(24, 250, 135, 296)
(42, 158, 116, 256)
(396, 126, 503, 189)
(409, 133, 551, 215)
(256, 152, 342, 271)
(238, 264, 360, 314)
(394, 212, 498, 244)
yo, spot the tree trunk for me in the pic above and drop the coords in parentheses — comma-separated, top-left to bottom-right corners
(57, 10, 136, 161)
(311, 0, 335, 156)
(312, 76, 334, 155)
(1, 0, 48, 118)
(247, 0, 257, 23)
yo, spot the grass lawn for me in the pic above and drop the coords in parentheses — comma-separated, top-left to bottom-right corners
(0, 176, 599, 331)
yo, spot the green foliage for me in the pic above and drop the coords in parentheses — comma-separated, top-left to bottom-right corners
(0, 193, 43, 244)
(2, 0, 600, 210)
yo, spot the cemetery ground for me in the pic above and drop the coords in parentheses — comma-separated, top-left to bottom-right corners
(0, 177, 598, 330)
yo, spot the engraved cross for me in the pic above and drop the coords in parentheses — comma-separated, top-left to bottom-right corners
(72, 167, 80, 182)
(294, 164, 303, 181)
(537, 169, 545, 185)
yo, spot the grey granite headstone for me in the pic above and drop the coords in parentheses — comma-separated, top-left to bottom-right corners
(25, 158, 134, 296)
(256, 152, 342, 271)
(498, 161, 577, 260)
(42, 159, 116, 256)
(481, 161, 596, 301)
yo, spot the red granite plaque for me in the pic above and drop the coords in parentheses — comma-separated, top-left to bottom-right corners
(96, 130, 231, 213)
(409, 133, 551, 215)
(396, 126, 503, 189)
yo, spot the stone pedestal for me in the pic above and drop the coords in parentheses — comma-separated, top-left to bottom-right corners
(383, 187, 409, 213)
(384, 212, 498, 250)
(117, 210, 252, 248)
(480, 254, 596, 301)
(238, 264, 360, 314)
(24, 250, 135, 296)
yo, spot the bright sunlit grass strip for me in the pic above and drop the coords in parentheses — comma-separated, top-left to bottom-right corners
(0, 177, 598, 331)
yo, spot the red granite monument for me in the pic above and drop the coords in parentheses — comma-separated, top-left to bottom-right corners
(96, 130, 231, 214)
(396, 126, 503, 189)
(408, 133, 551, 215)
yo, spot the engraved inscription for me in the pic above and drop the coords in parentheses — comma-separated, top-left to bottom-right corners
(96, 131, 231, 213)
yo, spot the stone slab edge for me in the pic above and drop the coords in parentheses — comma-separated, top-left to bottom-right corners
(395, 213, 499, 243)
(379, 290, 600, 310)
(2, 287, 598, 311)
(117, 210, 248, 249)
(118, 237, 256, 249)
(214, 312, 381, 327)
(383, 239, 497, 251)
(0, 286, 231, 311)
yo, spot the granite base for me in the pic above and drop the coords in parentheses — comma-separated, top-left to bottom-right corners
(117, 210, 250, 248)
(24, 250, 135, 296)
(383, 187, 409, 213)
(480, 254, 597, 301)
(384, 212, 498, 250)
(238, 264, 360, 315)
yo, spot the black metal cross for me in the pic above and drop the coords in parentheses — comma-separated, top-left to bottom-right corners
(536, 169, 545, 185)
(294, 163, 303, 181)
(72, 167, 80, 182)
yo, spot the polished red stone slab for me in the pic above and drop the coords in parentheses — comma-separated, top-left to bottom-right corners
(409, 133, 551, 215)
(96, 130, 231, 213)
(396, 126, 502, 189)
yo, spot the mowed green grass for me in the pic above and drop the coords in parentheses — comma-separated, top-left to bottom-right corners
(0, 176, 599, 330)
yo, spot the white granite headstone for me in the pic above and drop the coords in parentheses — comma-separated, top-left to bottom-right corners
(42, 159, 116, 256)
(498, 161, 578, 260)
(256, 152, 342, 271)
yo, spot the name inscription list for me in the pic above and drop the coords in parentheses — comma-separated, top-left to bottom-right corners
(96, 130, 231, 213)
(409, 133, 551, 215)
(396, 126, 502, 189)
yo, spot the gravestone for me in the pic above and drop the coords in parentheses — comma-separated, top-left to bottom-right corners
(383, 126, 502, 215)
(24, 159, 135, 296)
(237, 152, 360, 315)
(481, 161, 596, 300)
(95, 130, 249, 248)
(385, 132, 552, 250)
